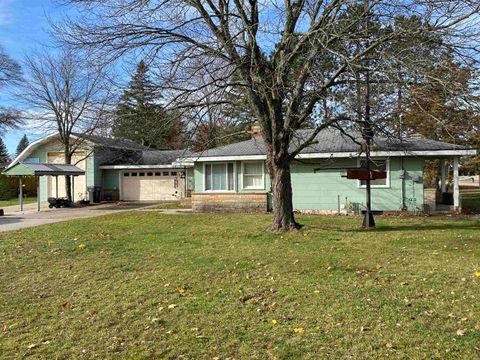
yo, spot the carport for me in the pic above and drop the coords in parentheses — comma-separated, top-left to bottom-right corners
(2, 163, 85, 212)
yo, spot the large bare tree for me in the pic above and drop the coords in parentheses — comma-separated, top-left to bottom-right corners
(21, 50, 112, 201)
(60, 0, 480, 230)
(0, 45, 22, 134)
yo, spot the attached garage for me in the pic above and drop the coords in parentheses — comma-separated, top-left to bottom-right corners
(121, 169, 185, 201)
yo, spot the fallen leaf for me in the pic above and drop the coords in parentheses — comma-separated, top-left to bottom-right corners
(168, 304, 177, 309)
(375, 264, 382, 270)
(474, 271, 480, 278)
(78, 244, 86, 250)
(179, 288, 186, 294)
(272, 319, 277, 324)
(456, 329, 466, 336)
(27, 344, 38, 350)
(293, 327, 304, 334)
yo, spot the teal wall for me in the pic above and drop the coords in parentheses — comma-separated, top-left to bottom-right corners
(103, 169, 120, 189)
(290, 157, 424, 212)
(193, 157, 425, 212)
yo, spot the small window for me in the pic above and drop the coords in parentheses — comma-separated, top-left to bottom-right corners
(243, 162, 264, 189)
(155, 172, 161, 176)
(139, 172, 145, 177)
(124, 173, 130, 177)
(147, 172, 153, 176)
(131, 172, 138, 177)
(163, 171, 170, 176)
(171, 171, 177, 176)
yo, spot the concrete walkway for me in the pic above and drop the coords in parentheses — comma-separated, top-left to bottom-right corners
(0, 202, 159, 233)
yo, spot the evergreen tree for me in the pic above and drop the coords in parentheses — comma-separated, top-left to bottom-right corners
(0, 137, 9, 163)
(15, 134, 29, 156)
(113, 60, 184, 149)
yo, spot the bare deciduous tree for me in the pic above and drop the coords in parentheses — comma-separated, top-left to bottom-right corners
(0, 45, 22, 134)
(60, 0, 480, 230)
(21, 50, 113, 201)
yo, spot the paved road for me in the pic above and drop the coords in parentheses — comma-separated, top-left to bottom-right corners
(0, 202, 158, 233)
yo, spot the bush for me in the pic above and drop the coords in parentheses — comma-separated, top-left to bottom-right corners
(0, 175, 17, 200)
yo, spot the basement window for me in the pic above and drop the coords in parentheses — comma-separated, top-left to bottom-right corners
(124, 173, 130, 177)
(147, 172, 153, 176)
(155, 172, 161, 176)
(205, 163, 235, 191)
(131, 172, 138, 177)
(139, 172, 145, 177)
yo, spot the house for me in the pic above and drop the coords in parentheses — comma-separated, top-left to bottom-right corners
(179, 128, 476, 213)
(8, 133, 194, 202)
(6, 128, 476, 213)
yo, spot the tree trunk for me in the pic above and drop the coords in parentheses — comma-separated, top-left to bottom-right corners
(268, 153, 301, 232)
(64, 148, 72, 201)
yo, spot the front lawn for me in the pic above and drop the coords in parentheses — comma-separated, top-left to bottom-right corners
(1, 213, 479, 358)
(0, 196, 36, 208)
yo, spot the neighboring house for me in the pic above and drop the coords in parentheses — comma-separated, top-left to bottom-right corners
(8, 133, 194, 202)
(179, 128, 476, 213)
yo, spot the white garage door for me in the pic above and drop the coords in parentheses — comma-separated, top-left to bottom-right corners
(121, 170, 185, 201)
(47, 152, 86, 199)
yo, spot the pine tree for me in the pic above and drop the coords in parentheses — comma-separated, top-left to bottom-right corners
(15, 134, 29, 156)
(0, 137, 10, 163)
(113, 60, 184, 149)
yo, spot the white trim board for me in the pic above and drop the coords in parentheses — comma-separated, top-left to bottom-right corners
(99, 164, 192, 170)
(179, 149, 477, 163)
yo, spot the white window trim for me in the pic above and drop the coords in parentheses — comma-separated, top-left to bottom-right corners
(203, 162, 236, 192)
(357, 158, 391, 189)
(241, 161, 265, 190)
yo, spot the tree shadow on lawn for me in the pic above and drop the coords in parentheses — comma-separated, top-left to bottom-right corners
(343, 221, 480, 233)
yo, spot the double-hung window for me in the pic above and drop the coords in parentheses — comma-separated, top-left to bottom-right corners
(205, 163, 234, 191)
(358, 159, 389, 188)
(242, 162, 264, 190)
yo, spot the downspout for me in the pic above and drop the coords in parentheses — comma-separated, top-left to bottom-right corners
(400, 157, 407, 211)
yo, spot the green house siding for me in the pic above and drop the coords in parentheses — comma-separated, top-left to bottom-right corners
(194, 157, 425, 212)
(291, 157, 424, 212)
(103, 169, 120, 189)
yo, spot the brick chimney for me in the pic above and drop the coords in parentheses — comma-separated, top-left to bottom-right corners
(250, 123, 262, 139)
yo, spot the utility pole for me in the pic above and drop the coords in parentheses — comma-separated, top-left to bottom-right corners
(362, 0, 375, 228)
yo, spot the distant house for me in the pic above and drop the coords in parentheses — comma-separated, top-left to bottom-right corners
(6, 128, 476, 213)
(179, 128, 476, 213)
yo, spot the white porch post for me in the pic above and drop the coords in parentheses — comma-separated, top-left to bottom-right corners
(19, 176, 23, 212)
(441, 159, 447, 193)
(453, 157, 460, 211)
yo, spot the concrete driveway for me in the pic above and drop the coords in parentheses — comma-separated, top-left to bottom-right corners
(0, 202, 158, 233)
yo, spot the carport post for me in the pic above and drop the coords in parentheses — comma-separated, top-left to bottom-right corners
(72, 176, 75, 206)
(19, 176, 23, 212)
(55, 175, 59, 198)
(36, 176, 40, 212)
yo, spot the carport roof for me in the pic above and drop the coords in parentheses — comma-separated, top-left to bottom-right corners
(2, 162, 85, 176)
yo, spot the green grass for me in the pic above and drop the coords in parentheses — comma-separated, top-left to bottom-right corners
(461, 190, 480, 213)
(1, 213, 480, 358)
(148, 201, 192, 210)
(0, 196, 36, 207)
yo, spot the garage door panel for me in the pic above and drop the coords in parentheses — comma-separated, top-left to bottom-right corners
(122, 172, 184, 201)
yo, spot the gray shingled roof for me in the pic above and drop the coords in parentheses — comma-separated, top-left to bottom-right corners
(192, 128, 471, 158)
(100, 149, 191, 166)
